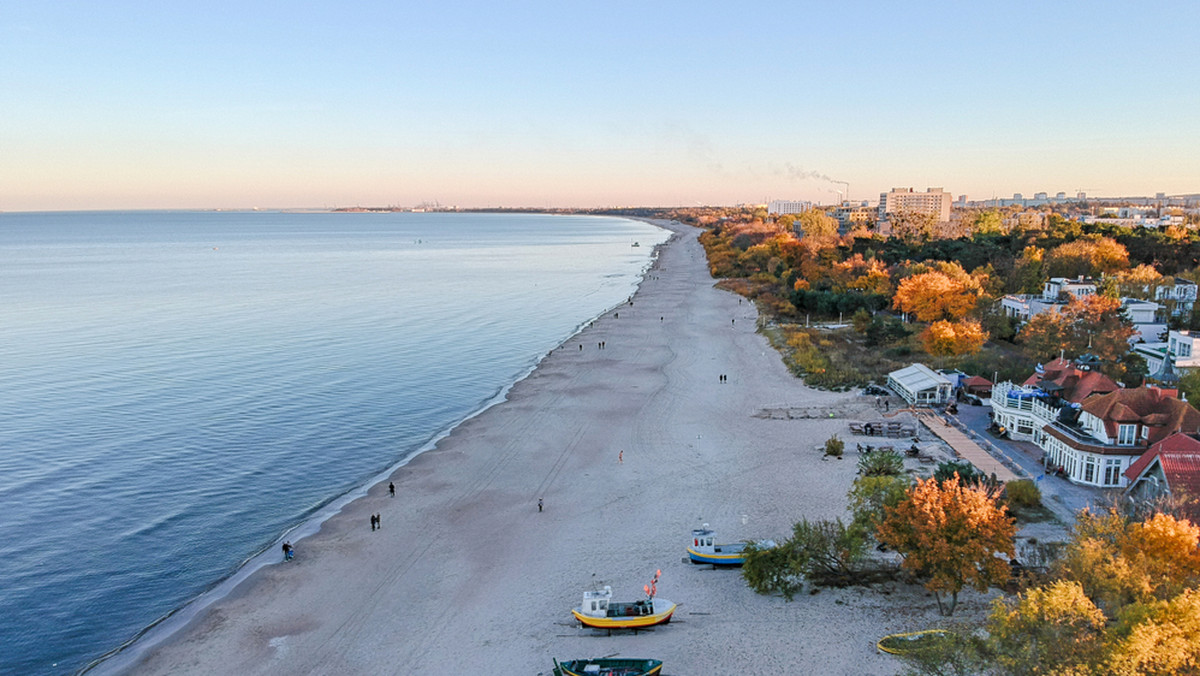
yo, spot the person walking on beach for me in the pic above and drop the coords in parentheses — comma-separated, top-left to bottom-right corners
(282, 541, 293, 561)
(375, 513, 381, 529)
(370, 514, 377, 531)
(618, 450, 623, 464)
(537, 498, 543, 512)
(389, 482, 395, 497)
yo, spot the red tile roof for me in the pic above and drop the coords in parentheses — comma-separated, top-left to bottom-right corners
(1082, 387, 1200, 447)
(1022, 357, 1119, 404)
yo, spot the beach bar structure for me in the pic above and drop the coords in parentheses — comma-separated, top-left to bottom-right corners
(887, 364, 953, 407)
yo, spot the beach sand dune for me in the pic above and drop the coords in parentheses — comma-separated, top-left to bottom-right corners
(127, 221, 956, 675)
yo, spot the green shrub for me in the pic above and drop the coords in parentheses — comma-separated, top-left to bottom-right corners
(934, 460, 985, 486)
(742, 518, 870, 599)
(848, 474, 912, 537)
(893, 629, 991, 676)
(858, 449, 904, 477)
(824, 434, 845, 458)
(1005, 479, 1042, 509)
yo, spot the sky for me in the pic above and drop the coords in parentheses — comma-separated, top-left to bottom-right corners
(2, 1, 1198, 211)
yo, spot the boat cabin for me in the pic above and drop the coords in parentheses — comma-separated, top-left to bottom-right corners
(690, 526, 727, 554)
(580, 586, 613, 618)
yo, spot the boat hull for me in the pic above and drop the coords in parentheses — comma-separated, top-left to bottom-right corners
(554, 658, 663, 676)
(571, 599, 676, 629)
(687, 545, 748, 566)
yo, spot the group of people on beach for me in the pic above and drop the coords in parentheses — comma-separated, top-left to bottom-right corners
(370, 513, 382, 531)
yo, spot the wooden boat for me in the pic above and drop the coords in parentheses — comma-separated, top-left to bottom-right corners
(571, 571, 675, 630)
(552, 657, 663, 676)
(687, 525, 775, 566)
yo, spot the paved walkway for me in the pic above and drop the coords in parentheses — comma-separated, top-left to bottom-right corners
(918, 413, 1022, 482)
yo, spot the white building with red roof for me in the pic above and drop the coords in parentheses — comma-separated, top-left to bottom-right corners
(1042, 386, 1200, 488)
(990, 355, 1119, 443)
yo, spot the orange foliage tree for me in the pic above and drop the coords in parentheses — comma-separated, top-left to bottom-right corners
(1017, 294, 1136, 368)
(877, 474, 1015, 615)
(921, 319, 989, 356)
(893, 271, 980, 322)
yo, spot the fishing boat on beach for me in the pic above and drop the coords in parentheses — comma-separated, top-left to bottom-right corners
(571, 570, 675, 630)
(687, 524, 774, 566)
(552, 657, 663, 676)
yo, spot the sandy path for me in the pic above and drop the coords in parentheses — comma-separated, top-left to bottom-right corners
(125, 220, 957, 676)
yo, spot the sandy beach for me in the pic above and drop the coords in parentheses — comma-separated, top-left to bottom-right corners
(124, 220, 981, 675)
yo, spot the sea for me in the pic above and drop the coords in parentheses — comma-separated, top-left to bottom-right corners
(0, 210, 670, 675)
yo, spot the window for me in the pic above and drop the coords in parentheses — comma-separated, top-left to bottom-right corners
(1084, 457, 1096, 483)
(1104, 459, 1122, 486)
(1118, 424, 1137, 445)
(1182, 343, 1193, 357)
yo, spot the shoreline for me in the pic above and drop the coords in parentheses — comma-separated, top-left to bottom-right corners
(118, 219, 970, 675)
(85, 220, 673, 676)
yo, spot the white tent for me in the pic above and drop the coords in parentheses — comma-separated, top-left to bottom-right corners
(887, 363, 953, 407)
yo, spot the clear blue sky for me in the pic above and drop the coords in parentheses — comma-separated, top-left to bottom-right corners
(2, 1, 1198, 210)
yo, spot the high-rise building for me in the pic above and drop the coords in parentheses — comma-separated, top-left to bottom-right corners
(877, 187, 952, 223)
(767, 199, 812, 216)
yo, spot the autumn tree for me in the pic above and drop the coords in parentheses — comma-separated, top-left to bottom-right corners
(971, 210, 1005, 236)
(1105, 588, 1200, 675)
(1044, 237, 1130, 278)
(1113, 264, 1165, 300)
(921, 319, 989, 356)
(796, 208, 839, 241)
(893, 271, 980, 322)
(1009, 245, 1045, 294)
(1057, 509, 1200, 616)
(987, 580, 1107, 674)
(877, 474, 1016, 615)
(1017, 294, 1136, 368)
(890, 210, 938, 244)
(981, 510, 1200, 675)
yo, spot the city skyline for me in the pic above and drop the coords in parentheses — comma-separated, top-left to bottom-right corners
(2, 1, 1198, 212)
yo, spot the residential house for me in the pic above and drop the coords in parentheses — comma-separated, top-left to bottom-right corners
(1133, 330, 1200, 373)
(1000, 277, 1096, 322)
(1155, 279, 1197, 317)
(998, 276, 1162, 344)
(1041, 386, 1200, 488)
(1122, 298, 1166, 343)
(1124, 432, 1200, 521)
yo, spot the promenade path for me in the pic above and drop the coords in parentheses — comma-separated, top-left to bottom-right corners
(918, 413, 1022, 482)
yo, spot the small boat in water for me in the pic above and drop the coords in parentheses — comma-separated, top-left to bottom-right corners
(571, 570, 675, 630)
(631, 241, 640, 247)
(552, 657, 664, 676)
(687, 525, 775, 566)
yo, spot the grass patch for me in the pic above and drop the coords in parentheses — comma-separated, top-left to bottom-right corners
(763, 323, 906, 390)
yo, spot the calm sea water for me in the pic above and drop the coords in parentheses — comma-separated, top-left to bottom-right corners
(0, 210, 668, 675)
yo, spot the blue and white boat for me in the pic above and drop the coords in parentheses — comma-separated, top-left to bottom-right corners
(686, 525, 774, 566)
